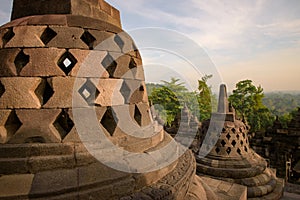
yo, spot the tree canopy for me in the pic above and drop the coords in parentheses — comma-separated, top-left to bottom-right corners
(147, 76, 215, 126)
(228, 80, 274, 132)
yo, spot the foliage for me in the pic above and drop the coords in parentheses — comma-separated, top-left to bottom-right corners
(148, 78, 190, 126)
(263, 92, 300, 116)
(147, 76, 215, 126)
(197, 74, 217, 120)
(229, 80, 275, 132)
(278, 108, 298, 128)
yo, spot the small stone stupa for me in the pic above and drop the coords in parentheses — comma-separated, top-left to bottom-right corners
(196, 84, 284, 199)
(0, 0, 218, 199)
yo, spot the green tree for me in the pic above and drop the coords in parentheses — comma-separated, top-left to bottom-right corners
(229, 80, 274, 132)
(279, 108, 298, 128)
(197, 74, 216, 121)
(148, 78, 190, 126)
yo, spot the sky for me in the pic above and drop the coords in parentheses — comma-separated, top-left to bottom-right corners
(0, 0, 300, 92)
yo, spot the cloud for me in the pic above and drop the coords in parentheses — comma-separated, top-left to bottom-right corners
(109, 0, 300, 54)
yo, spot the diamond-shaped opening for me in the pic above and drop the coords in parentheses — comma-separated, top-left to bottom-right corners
(139, 85, 145, 91)
(134, 105, 142, 126)
(35, 79, 54, 105)
(231, 128, 236, 133)
(120, 81, 131, 103)
(221, 140, 226, 147)
(226, 147, 231, 155)
(236, 134, 240, 140)
(0, 81, 5, 99)
(237, 148, 242, 155)
(244, 146, 248, 152)
(25, 136, 46, 143)
(57, 51, 77, 75)
(222, 128, 226, 133)
(78, 79, 100, 105)
(242, 132, 246, 138)
(114, 34, 125, 50)
(2, 27, 15, 47)
(14, 50, 29, 74)
(226, 133, 231, 140)
(215, 147, 220, 154)
(129, 58, 137, 69)
(53, 109, 74, 140)
(231, 140, 236, 147)
(40, 27, 57, 45)
(101, 54, 117, 78)
(81, 30, 96, 50)
(5, 110, 22, 139)
(100, 107, 118, 136)
(240, 140, 244, 146)
(239, 127, 243, 132)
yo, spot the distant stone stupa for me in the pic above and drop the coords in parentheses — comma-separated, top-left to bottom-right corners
(196, 84, 284, 199)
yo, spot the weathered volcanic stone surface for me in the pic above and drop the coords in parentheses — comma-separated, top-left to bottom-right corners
(0, 0, 225, 200)
(11, 0, 121, 27)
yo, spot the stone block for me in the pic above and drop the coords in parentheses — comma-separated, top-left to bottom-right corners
(0, 48, 21, 76)
(69, 49, 109, 78)
(5, 26, 45, 48)
(112, 178, 135, 196)
(88, 29, 114, 49)
(66, 15, 122, 33)
(67, 15, 105, 29)
(20, 48, 66, 76)
(11, 0, 121, 25)
(27, 15, 68, 26)
(95, 35, 122, 52)
(71, 0, 93, 18)
(99, 0, 112, 15)
(0, 77, 43, 109)
(8, 109, 62, 144)
(135, 103, 152, 127)
(0, 174, 34, 198)
(123, 80, 146, 104)
(78, 185, 114, 200)
(109, 52, 136, 79)
(46, 26, 86, 49)
(44, 77, 87, 108)
(28, 155, 76, 173)
(91, 78, 124, 106)
(78, 162, 129, 188)
(91, 6, 109, 22)
(12, 0, 72, 20)
(10, 143, 74, 157)
(30, 168, 78, 196)
(0, 28, 11, 48)
(0, 157, 28, 174)
(217, 181, 232, 192)
(111, 7, 121, 22)
(0, 110, 21, 144)
(134, 65, 145, 81)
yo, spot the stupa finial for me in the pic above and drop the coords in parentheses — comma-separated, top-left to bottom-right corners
(217, 84, 229, 113)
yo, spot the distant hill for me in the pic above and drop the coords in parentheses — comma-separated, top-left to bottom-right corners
(263, 92, 300, 116)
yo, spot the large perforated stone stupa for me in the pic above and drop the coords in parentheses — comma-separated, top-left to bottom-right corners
(196, 84, 284, 199)
(0, 0, 219, 199)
